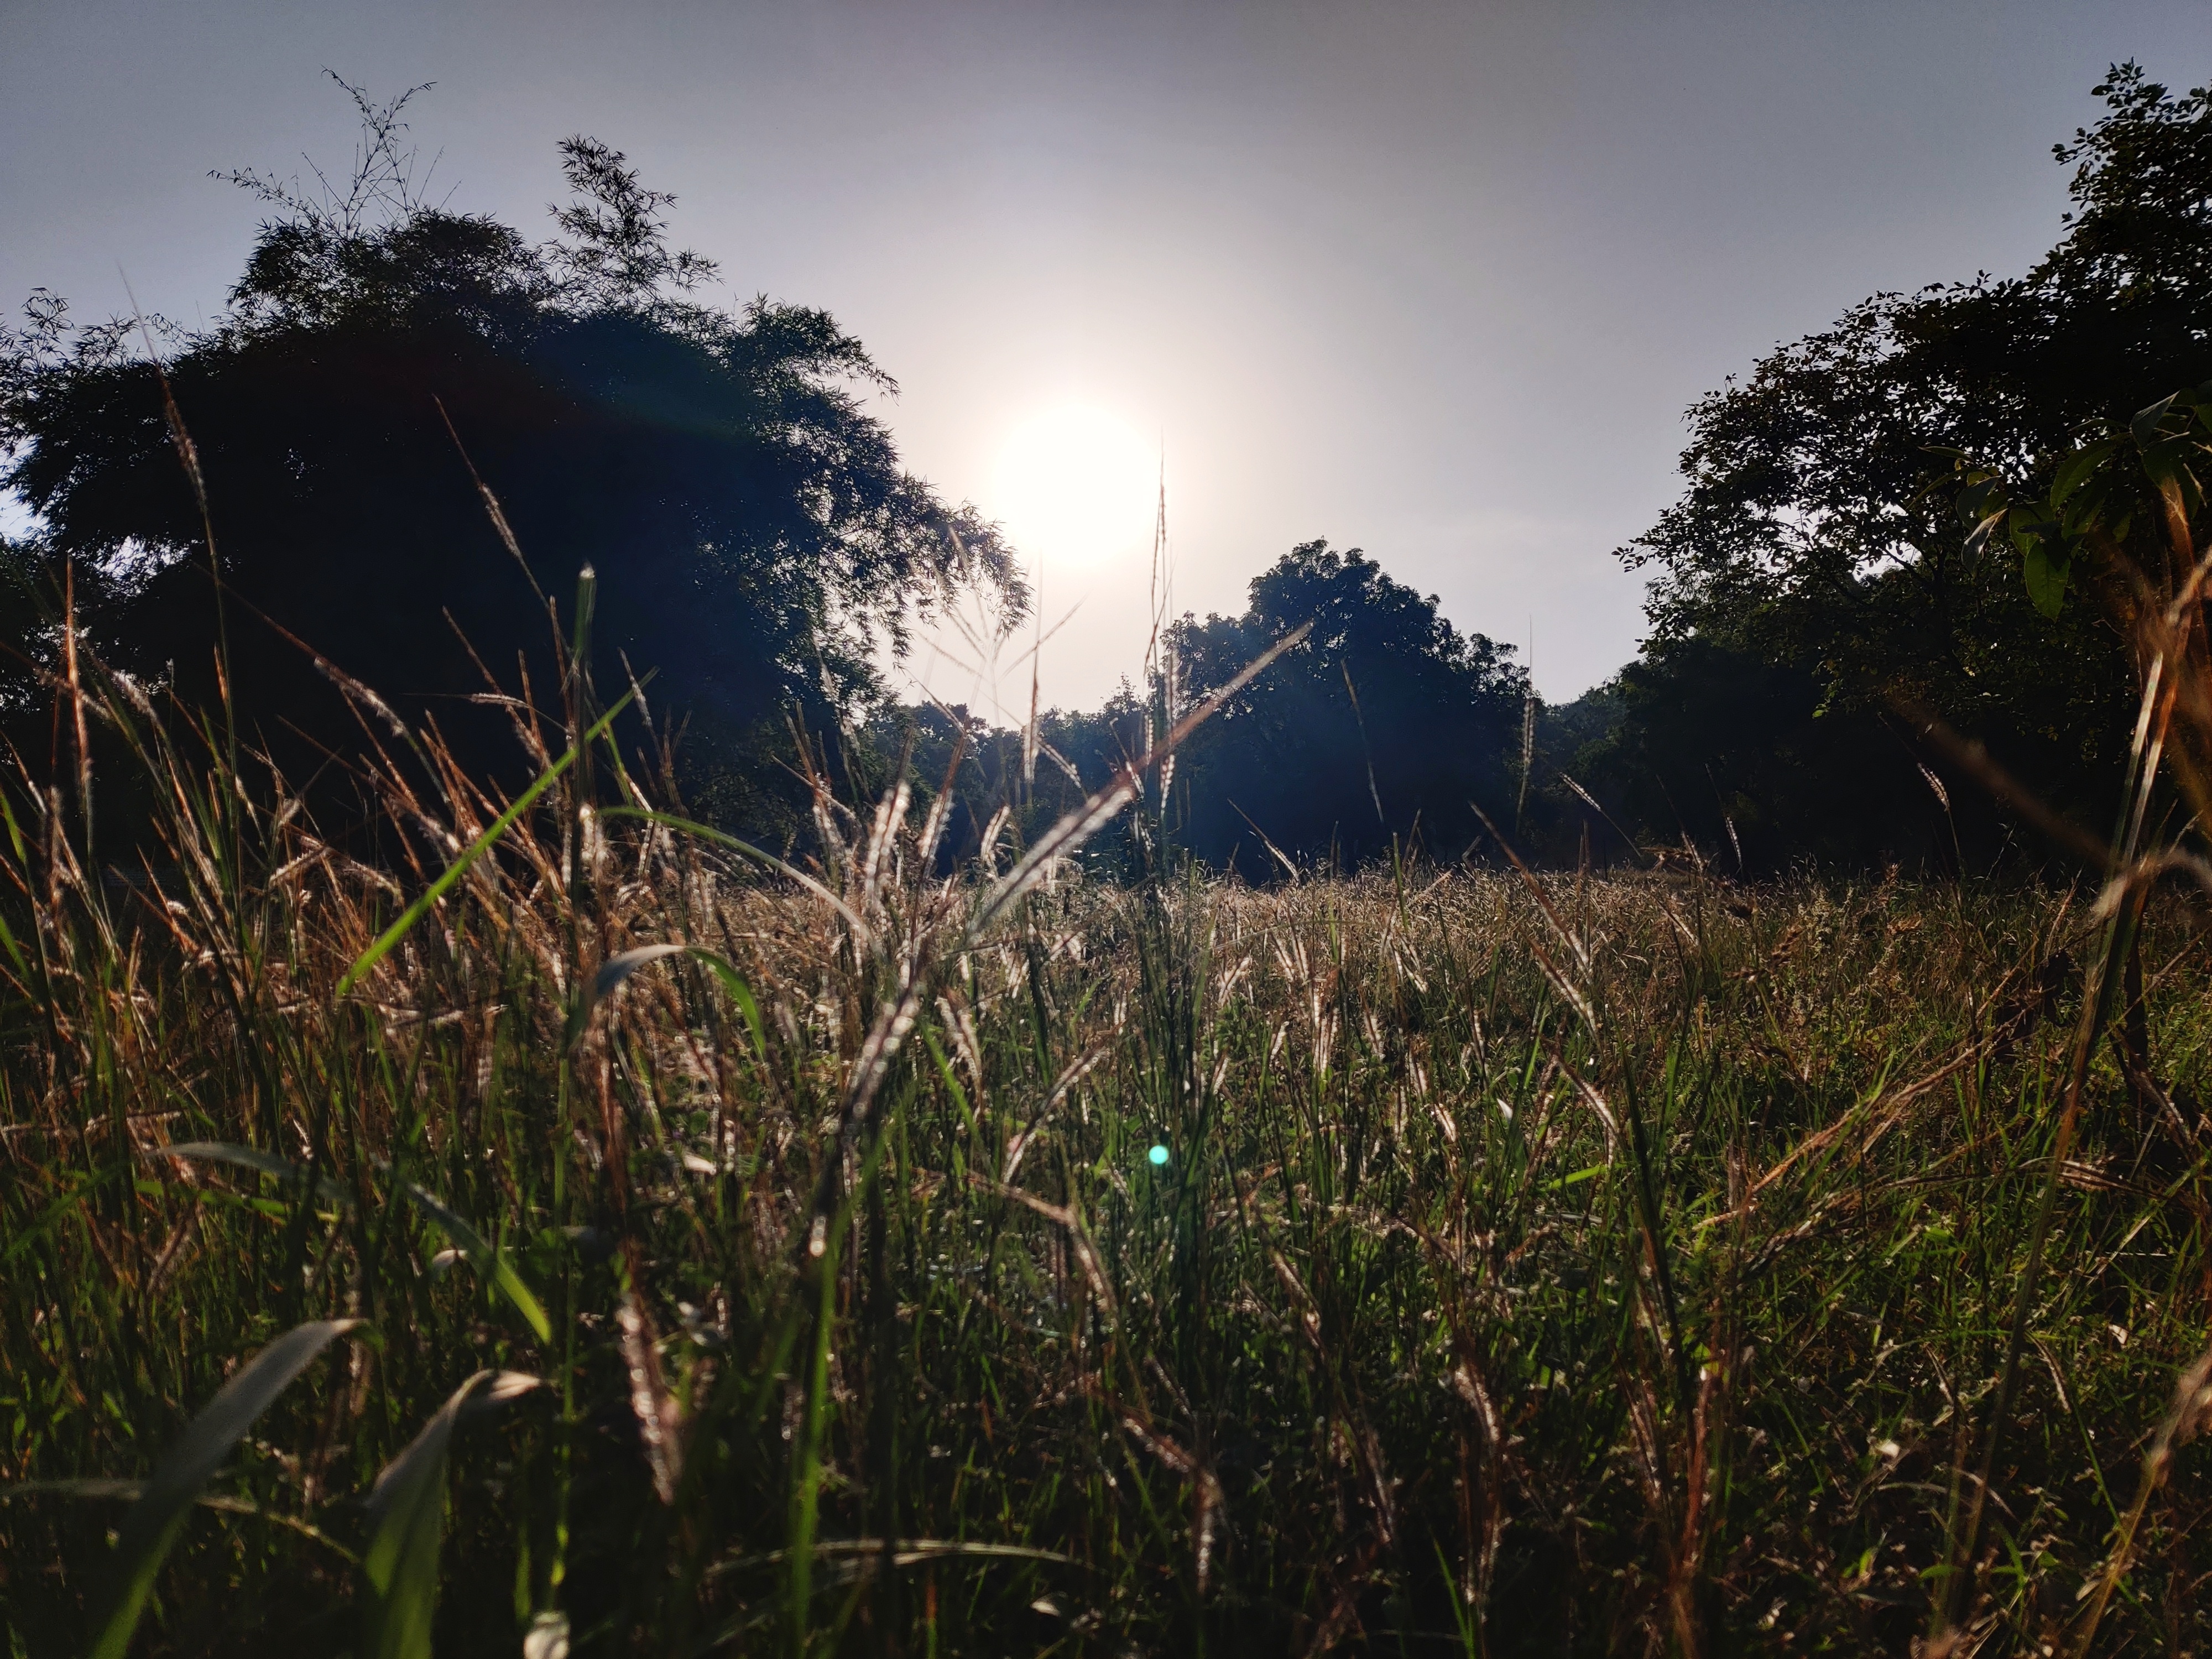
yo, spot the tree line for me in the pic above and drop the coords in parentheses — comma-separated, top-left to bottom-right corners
(5, 66, 2210, 875)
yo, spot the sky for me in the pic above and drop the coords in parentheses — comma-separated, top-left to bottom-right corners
(2, 1, 2205, 719)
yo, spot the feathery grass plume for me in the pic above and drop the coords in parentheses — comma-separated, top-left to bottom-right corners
(6, 503, 2212, 1654)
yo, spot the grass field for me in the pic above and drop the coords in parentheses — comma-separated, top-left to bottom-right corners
(3, 667, 2212, 1658)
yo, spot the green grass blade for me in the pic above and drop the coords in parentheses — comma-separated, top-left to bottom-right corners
(153, 1141, 349, 1205)
(594, 807, 868, 937)
(401, 1184, 552, 1343)
(337, 691, 635, 996)
(362, 1370, 538, 1659)
(0, 903, 29, 980)
(363, 1371, 478, 1659)
(693, 950, 767, 1058)
(2, 1478, 148, 1501)
(569, 942, 763, 1055)
(90, 1319, 361, 1659)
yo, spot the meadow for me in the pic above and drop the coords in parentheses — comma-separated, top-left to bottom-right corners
(3, 640, 2210, 1658)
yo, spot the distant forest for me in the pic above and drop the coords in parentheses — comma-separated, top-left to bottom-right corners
(4, 65, 2210, 875)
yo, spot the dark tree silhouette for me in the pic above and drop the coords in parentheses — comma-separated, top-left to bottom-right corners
(1579, 64, 2212, 866)
(0, 80, 1020, 813)
(1158, 541, 1526, 871)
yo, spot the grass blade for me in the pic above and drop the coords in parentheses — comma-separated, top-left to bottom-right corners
(363, 1370, 541, 1659)
(337, 690, 635, 996)
(594, 807, 869, 938)
(569, 942, 762, 1055)
(400, 1185, 552, 1343)
(153, 1140, 349, 1205)
(90, 1319, 361, 1659)
(2, 1160, 130, 1265)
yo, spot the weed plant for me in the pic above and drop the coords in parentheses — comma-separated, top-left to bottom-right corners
(4, 580, 2212, 1656)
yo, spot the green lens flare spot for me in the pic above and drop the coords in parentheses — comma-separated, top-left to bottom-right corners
(1147, 1144, 1170, 1167)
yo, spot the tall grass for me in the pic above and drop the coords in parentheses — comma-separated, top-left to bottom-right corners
(3, 588, 2212, 1656)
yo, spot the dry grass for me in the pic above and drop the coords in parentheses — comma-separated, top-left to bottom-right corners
(3, 634, 2211, 1659)
(4, 478, 2212, 1653)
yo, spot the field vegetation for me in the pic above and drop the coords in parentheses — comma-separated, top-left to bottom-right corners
(3, 590, 2212, 1656)
(7, 56, 2212, 1659)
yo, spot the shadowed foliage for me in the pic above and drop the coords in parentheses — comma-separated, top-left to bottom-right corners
(1572, 64, 2212, 868)
(0, 82, 1020, 816)
(14, 58, 2212, 1659)
(1162, 541, 1527, 870)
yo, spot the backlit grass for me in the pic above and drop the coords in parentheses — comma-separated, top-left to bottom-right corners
(3, 661, 2211, 1657)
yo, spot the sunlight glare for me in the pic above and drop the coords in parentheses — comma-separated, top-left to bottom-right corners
(989, 405, 1157, 568)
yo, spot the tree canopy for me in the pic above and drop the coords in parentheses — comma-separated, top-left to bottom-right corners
(1145, 541, 1526, 870)
(854, 542, 1526, 880)
(0, 81, 1019, 806)
(1583, 64, 2212, 866)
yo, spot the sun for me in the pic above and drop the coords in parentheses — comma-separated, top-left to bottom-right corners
(988, 405, 1158, 568)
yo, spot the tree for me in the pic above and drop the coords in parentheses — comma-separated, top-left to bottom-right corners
(1599, 64, 2212, 865)
(0, 80, 1020, 815)
(1160, 541, 1526, 871)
